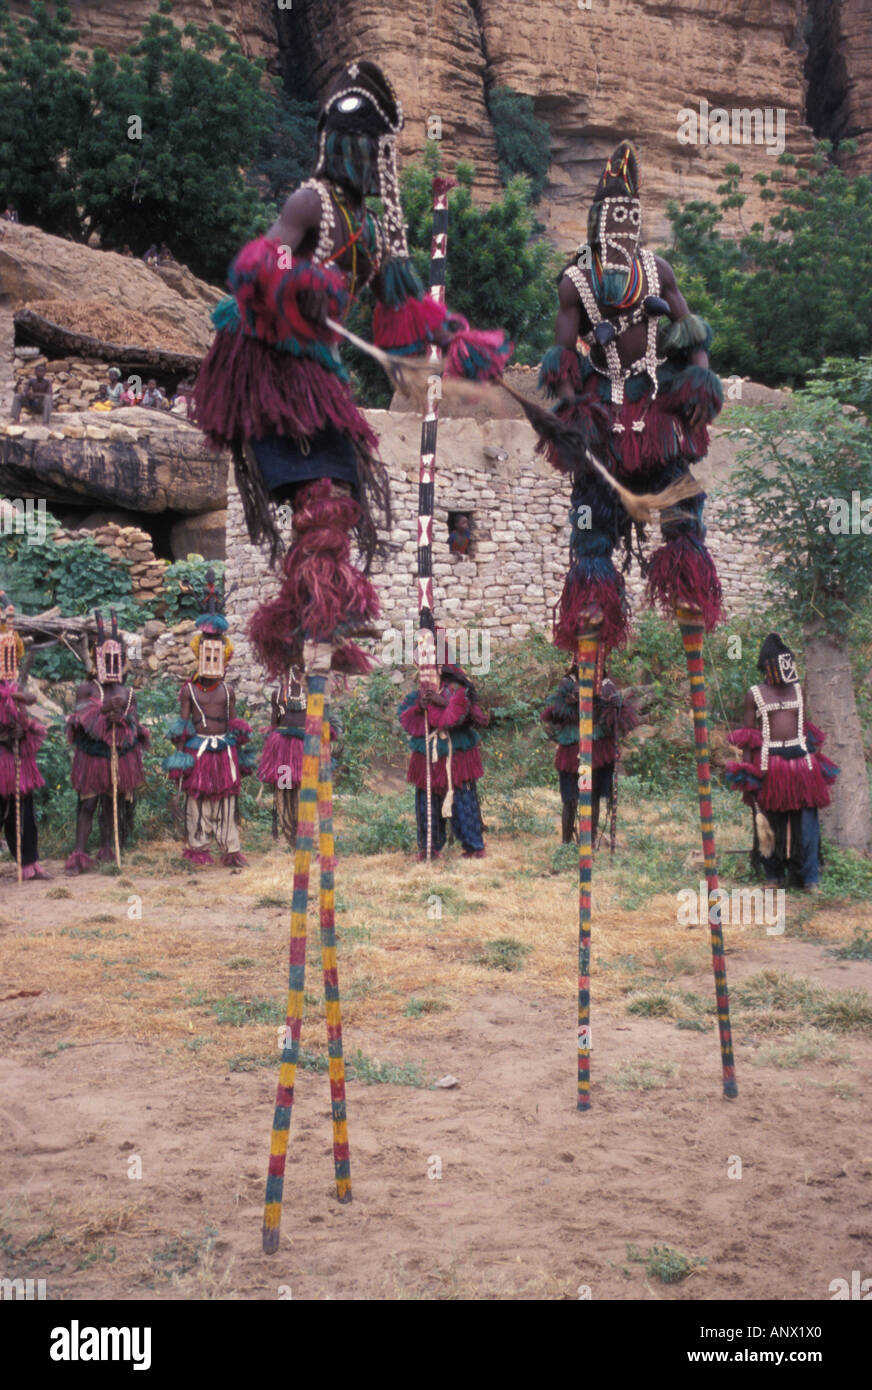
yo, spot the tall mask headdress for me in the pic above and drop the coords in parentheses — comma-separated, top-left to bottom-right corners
(587, 141, 642, 282)
(757, 633, 798, 687)
(93, 609, 124, 684)
(0, 590, 24, 683)
(314, 59, 412, 266)
(190, 568, 232, 678)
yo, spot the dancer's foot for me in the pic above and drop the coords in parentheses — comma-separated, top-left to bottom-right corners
(221, 852, 248, 868)
(416, 850, 442, 862)
(96, 844, 115, 863)
(22, 863, 52, 881)
(462, 848, 486, 858)
(65, 851, 96, 876)
(182, 848, 214, 866)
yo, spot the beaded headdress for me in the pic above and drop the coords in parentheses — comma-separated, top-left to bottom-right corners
(93, 609, 124, 684)
(758, 633, 798, 687)
(0, 590, 23, 682)
(587, 141, 642, 276)
(314, 59, 410, 261)
(190, 568, 232, 678)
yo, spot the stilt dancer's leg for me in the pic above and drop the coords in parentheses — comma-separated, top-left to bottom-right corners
(576, 623, 600, 1112)
(676, 605, 738, 1099)
(14, 739, 22, 885)
(262, 670, 324, 1254)
(317, 699, 351, 1203)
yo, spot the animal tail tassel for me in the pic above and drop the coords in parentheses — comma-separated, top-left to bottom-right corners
(676, 605, 738, 1100)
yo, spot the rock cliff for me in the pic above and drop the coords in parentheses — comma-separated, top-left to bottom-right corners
(9, 0, 868, 254)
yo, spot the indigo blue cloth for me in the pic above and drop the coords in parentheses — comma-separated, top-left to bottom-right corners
(760, 807, 820, 887)
(559, 763, 614, 806)
(415, 781, 484, 854)
(251, 426, 359, 499)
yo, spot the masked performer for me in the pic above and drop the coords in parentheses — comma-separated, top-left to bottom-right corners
(164, 576, 254, 867)
(726, 634, 839, 890)
(256, 665, 342, 847)
(542, 665, 638, 847)
(65, 611, 149, 874)
(538, 141, 723, 652)
(194, 59, 511, 680)
(399, 662, 489, 860)
(0, 593, 50, 880)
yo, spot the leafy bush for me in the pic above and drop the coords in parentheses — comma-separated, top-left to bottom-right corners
(487, 86, 551, 204)
(161, 558, 225, 623)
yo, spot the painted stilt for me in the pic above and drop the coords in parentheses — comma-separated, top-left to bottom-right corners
(676, 604, 738, 1099)
(575, 621, 601, 1111)
(262, 644, 351, 1254)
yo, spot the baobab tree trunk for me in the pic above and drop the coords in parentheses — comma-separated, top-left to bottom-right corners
(804, 626, 872, 853)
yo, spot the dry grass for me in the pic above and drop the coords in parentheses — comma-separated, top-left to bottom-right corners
(2, 792, 870, 1082)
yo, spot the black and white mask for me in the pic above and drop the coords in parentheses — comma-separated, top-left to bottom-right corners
(594, 196, 641, 273)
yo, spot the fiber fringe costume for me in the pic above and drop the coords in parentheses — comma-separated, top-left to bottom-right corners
(0, 592, 48, 878)
(257, 668, 340, 847)
(164, 582, 254, 867)
(399, 664, 489, 859)
(541, 668, 638, 846)
(194, 59, 511, 678)
(538, 142, 723, 654)
(726, 634, 839, 887)
(65, 612, 148, 873)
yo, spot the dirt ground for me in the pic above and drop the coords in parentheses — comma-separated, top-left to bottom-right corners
(1, 800, 871, 1301)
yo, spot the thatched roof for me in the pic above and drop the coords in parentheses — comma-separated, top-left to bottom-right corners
(14, 300, 203, 373)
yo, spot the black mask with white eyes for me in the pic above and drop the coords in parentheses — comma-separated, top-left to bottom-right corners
(597, 197, 642, 271)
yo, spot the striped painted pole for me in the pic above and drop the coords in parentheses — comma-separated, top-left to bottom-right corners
(415, 177, 456, 856)
(676, 605, 738, 1100)
(576, 624, 601, 1111)
(263, 666, 345, 1253)
(317, 707, 351, 1202)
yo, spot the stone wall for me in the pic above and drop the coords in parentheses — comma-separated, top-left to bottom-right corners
(224, 398, 775, 708)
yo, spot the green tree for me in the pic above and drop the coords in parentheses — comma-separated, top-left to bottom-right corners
(722, 357, 872, 851)
(0, 0, 275, 280)
(71, 3, 273, 278)
(249, 89, 319, 207)
(401, 148, 559, 365)
(663, 144, 872, 387)
(0, 0, 89, 233)
(487, 86, 551, 204)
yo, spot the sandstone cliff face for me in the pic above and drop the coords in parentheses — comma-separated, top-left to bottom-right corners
(9, 1, 871, 253)
(806, 0, 872, 175)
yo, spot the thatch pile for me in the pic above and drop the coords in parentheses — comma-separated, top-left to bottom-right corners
(14, 299, 203, 370)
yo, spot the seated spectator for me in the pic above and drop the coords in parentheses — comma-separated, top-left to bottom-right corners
(140, 379, 165, 409)
(121, 244, 134, 257)
(170, 385, 192, 416)
(143, 244, 159, 268)
(106, 368, 123, 404)
(119, 375, 142, 406)
(89, 385, 114, 412)
(3, 207, 19, 223)
(158, 242, 175, 265)
(11, 363, 52, 424)
(448, 513, 472, 556)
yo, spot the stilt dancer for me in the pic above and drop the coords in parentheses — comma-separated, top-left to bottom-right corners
(528, 141, 734, 1102)
(193, 60, 510, 1245)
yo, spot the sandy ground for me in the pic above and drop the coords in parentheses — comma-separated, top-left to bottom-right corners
(1, 815, 870, 1301)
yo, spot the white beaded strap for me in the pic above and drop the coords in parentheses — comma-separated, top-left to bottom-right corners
(299, 179, 336, 265)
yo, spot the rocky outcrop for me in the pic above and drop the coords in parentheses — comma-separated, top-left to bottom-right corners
(0, 408, 228, 517)
(0, 222, 220, 354)
(13, 1, 867, 254)
(806, 0, 872, 174)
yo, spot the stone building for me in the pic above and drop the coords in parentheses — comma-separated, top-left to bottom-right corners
(225, 397, 773, 708)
